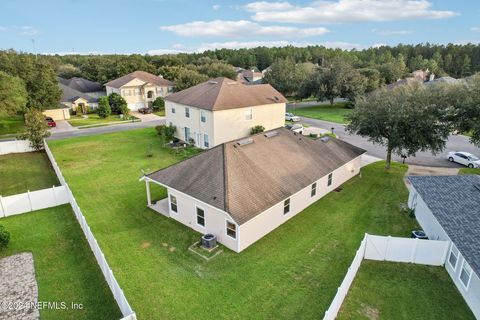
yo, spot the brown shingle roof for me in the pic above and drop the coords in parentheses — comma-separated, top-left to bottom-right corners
(147, 128, 365, 224)
(164, 77, 287, 111)
(105, 71, 174, 89)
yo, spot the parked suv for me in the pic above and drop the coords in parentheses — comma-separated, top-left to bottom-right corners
(138, 107, 153, 114)
(45, 117, 56, 127)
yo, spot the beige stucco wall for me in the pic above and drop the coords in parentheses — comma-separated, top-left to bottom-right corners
(165, 101, 286, 148)
(165, 187, 238, 252)
(238, 156, 362, 252)
(42, 108, 70, 120)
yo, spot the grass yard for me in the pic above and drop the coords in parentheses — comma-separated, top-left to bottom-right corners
(291, 102, 352, 124)
(67, 114, 138, 128)
(459, 167, 480, 175)
(338, 261, 475, 320)
(0, 115, 25, 136)
(0, 151, 59, 196)
(48, 128, 421, 320)
(0, 205, 121, 319)
(154, 109, 165, 117)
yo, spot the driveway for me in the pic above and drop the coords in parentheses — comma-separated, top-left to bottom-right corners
(130, 111, 164, 122)
(49, 120, 76, 133)
(300, 117, 480, 168)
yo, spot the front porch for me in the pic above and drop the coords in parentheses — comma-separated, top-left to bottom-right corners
(148, 198, 170, 217)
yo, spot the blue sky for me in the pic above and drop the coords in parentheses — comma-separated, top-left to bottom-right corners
(0, 0, 479, 54)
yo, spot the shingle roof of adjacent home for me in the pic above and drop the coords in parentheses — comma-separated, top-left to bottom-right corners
(59, 77, 103, 93)
(164, 77, 287, 111)
(59, 83, 99, 103)
(105, 70, 174, 89)
(408, 175, 480, 275)
(147, 128, 365, 225)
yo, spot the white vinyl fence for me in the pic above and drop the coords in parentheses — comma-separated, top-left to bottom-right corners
(0, 186, 69, 217)
(0, 140, 34, 155)
(44, 142, 137, 320)
(323, 233, 450, 320)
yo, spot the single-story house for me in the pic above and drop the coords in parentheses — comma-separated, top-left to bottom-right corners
(408, 175, 480, 318)
(164, 77, 287, 149)
(105, 71, 174, 111)
(141, 128, 366, 252)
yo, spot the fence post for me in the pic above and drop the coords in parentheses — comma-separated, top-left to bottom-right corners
(0, 196, 5, 217)
(410, 238, 419, 263)
(52, 185, 57, 204)
(384, 236, 391, 261)
(27, 190, 33, 212)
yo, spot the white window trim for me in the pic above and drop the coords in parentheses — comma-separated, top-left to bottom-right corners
(245, 108, 253, 121)
(327, 173, 333, 186)
(448, 244, 459, 271)
(204, 134, 209, 148)
(226, 219, 237, 239)
(283, 198, 290, 215)
(311, 182, 317, 197)
(201, 111, 206, 123)
(172, 107, 176, 114)
(185, 107, 190, 118)
(169, 194, 178, 214)
(459, 259, 473, 290)
(196, 206, 206, 228)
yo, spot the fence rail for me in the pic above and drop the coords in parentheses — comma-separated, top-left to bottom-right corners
(323, 233, 450, 320)
(0, 186, 69, 218)
(44, 142, 136, 320)
(0, 140, 34, 155)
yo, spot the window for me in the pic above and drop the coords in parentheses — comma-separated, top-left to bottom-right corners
(448, 245, 459, 270)
(226, 221, 236, 239)
(311, 182, 317, 197)
(283, 198, 290, 214)
(204, 134, 209, 148)
(201, 111, 206, 123)
(134, 88, 140, 96)
(185, 107, 190, 118)
(460, 260, 472, 290)
(196, 207, 205, 227)
(168, 87, 173, 93)
(170, 194, 177, 213)
(123, 89, 131, 96)
(327, 173, 333, 186)
(171, 106, 176, 114)
(245, 108, 252, 120)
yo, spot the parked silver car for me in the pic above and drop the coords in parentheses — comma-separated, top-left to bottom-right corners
(447, 151, 480, 168)
(285, 113, 300, 122)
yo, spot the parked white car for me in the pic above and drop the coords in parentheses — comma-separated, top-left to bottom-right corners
(285, 124, 304, 134)
(285, 113, 300, 122)
(447, 151, 480, 168)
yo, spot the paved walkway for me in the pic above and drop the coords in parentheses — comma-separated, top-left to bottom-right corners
(0, 253, 39, 320)
(130, 111, 164, 122)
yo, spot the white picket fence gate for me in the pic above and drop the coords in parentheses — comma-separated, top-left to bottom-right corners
(0, 186, 69, 217)
(0, 140, 34, 155)
(323, 233, 450, 320)
(43, 142, 137, 320)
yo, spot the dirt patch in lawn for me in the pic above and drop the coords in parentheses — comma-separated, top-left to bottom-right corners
(141, 242, 151, 249)
(360, 303, 379, 320)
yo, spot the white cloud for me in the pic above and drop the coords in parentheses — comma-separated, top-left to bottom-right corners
(212, 4, 221, 10)
(245, 0, 459, 23)
(19, 26, 39, 36)
(146, 48, 189, 55)
(471, 27, 480, 33)
(160, 20, 329, 38)
(372, 29, 414, 36)
(197, 40, 368, 51)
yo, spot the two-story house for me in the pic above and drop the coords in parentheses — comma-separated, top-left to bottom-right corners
(164, 77, 287, 148)
(105, 71, 174, 110)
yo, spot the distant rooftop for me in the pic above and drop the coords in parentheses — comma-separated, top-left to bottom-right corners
(105, 70, 174, 89)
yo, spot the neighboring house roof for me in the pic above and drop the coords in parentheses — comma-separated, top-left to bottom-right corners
(424, 76, 463, 86)
(58, 77, 103, 93)
(147, 128, 366, 225)
(408, 175, 480, 275)
(59, 83, 99, 103)
(164, 77, 287, 111)
(105, 70, 174, 89)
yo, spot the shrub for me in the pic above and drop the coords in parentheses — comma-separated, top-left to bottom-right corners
(18, 108, 50, 150)
(152, 97, 165, 111)
(86, 106, 96, 114)
(155, 124, 176, 143)
(0, 224, 10, 250)
(250, 125, 265, 135)
(108, 93, 128, 114)
(309, 133, 318, 138)
(119, 103, 130, 117)
(97, 96, 111, 118)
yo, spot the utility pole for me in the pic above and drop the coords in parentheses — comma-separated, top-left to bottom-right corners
(32, 38, 37, 60)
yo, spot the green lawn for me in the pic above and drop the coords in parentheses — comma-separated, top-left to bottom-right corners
(459, 167, 480, 175)
(48, 128, 422, 319)
(0, 151, 60, 196)
(154, 109, 165, 117)
(67, 114, 138, 128)
(338, 261, 475, 320)
(0, 115, 25, 136)
(291, 102, 352, 124)
(0, 205, 122, 319)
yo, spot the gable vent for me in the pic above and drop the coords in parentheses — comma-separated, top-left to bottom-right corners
(264, 131, 278, 138)
(236, 138, 254, 146)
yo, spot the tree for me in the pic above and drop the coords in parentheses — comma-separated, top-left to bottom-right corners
(0, 224, 10, 251)
(57, 63, 82, 79)
(18, 109, 51, 150)
(346, 83, 452, 169)
(250, 125, 265, 135)
(175, 69, 209, 91)
(26, 60, 62, 110)
(97, 96, 111, 118)
(0, 71, 27, 116)
(108, 93, 127, 114)
(152, 97, 165, 112)
(451, 74, 480, 145)
(197, 61, 237, 79)
(264, 58, 313, 97)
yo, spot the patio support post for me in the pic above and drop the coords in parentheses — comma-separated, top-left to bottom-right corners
(145, 180, 152, 206)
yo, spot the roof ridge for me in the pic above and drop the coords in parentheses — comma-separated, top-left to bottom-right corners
(222, 143, 229, 213)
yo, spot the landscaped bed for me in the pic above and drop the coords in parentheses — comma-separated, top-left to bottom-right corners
(337, 260, 475, 319)
(0, 205, 121, 319)
(291, 102, 352, 124)
(0, 151, 59, 196)
(47, 128, 431, 319)
(67, 114, 139, 128)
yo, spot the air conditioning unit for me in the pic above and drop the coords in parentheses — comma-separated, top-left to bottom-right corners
(201, 234, 217, 249)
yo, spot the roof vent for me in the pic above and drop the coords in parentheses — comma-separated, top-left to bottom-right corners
(320, 136, 330, 142)
(236, 138, 254, 146)
(264, 131, 278, 138)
